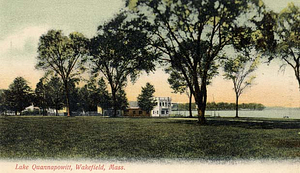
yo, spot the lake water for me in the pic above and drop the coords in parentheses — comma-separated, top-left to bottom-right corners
(171, 107, 300, 119)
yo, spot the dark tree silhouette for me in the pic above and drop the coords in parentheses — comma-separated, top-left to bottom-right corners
(126, 0, 265, 123)
(137, 82, 157, 114)
(4, 77, 33, 115)
(90, 13, 157, 117)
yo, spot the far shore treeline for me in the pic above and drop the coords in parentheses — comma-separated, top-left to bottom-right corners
(175, 102, 265, 111)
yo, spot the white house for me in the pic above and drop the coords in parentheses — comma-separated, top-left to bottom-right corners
(151, 97, 172, 117)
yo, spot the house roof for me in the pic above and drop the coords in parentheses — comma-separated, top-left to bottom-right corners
(128, 101, 138, 108)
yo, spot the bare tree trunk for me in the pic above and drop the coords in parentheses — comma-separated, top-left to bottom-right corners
(201, 86, 207, 124)
(189, 92, 192, 117)
(235, 95, 239, 118)
(195, 75, 208, 125)
(64, 81, 72, 117)
(296, 73, 300, 91)
(43, 108, 46, 116)
(111, 88, 117, 117)
(195, 88, 207, 124)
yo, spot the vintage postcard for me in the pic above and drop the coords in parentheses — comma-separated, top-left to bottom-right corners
(0, 0, 299, 172)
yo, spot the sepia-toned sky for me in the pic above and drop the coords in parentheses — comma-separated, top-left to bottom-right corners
(0, 0, 299, 107)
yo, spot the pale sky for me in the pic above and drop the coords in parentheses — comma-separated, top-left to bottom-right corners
(0, 0, 299, 108)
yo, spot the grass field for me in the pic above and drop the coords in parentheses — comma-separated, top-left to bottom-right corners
(0, 116, 299, 160)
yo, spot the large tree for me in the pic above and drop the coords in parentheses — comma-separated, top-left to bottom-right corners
(36, 30, 89, 116)
(223, 54, 259, 118)
(166, 63, 218, 117)
(4, 77, 33, 115)
(137, 82, 157, 114)
(90, 13, 157, 117)
(126, 0, 264, 124)
(275, 3, 300, 90)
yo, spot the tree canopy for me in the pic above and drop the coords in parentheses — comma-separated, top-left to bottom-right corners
(276, 3, 300, 90)
(4, 77, 33, 115)
(223, 54, 260, 117)
(126, 0, 265, 123)
(36, 30, 89, 116)
(90, 12, 158, 116)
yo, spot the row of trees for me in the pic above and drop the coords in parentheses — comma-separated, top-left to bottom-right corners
(36, 14, 156, 117)
(206, 102, 265, 111)
(0, 76, 127, 116)
(125, 0, 300, 121)
(124, 0, 272, 123)
(32, 0, 300, 122)
(175, 102, 265, 112)
(0, 75, 157, 116)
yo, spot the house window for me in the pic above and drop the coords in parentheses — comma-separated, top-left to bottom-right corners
(161, 110, 165, 114)
(159, 102, 161, 106)
(139, 111, 142, 114)
(153, 111, 155, 114)
(133, 111, 136, 114)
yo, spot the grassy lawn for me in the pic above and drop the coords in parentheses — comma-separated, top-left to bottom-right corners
(0, 116, 299, 160)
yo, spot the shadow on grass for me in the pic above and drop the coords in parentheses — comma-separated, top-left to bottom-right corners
(165, 118, 300, 129)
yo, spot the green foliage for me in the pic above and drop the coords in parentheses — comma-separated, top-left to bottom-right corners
(276, 3, 300, 90)
(3, 77, 33, 115)
(36, 30, 89, 78)
(223, 55, 259, 97)
(175, 102, 265, 111)
(36, 30, 89, 116)
(77, 82, 98, 113)
(175, 103, 197, 111)
(165, 67, 187, 94)
(66, 79, 80, 113)
(115, 89, 129, 111)
(46, 77, 65, 114)
(34, 77, 48, 115)
(0, 90, 7, 113)
(126, 0, 264, 123)
(77, 77, 112, 113)
(90, 12, 157, 116)
(137, 82, 156, 113)
(97, 77, 112, 111)
(34, 76, 65, 116)
(222, 50, 260, 117)
(206, 102, 266, 111)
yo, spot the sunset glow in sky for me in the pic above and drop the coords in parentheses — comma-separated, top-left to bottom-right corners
(0, 0, 299, 107)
